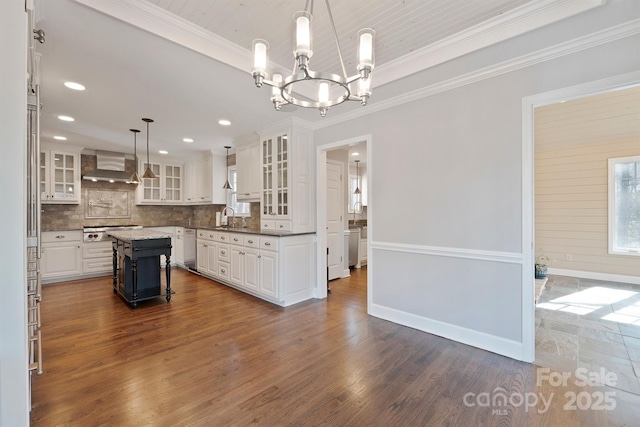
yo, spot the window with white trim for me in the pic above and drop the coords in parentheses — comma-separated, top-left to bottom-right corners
(608, 156, 640, 256)
(227, 166, 250, 216)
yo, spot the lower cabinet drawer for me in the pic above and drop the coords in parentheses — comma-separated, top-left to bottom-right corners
(218, 262, 230, 281)
(218, 244, 229, 262)
(83, 258, 112, 274)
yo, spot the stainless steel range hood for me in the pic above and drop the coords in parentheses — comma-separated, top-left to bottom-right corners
(83, 150, 133, 183)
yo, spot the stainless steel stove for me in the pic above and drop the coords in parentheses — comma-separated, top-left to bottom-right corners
(83, 225, 142, 242)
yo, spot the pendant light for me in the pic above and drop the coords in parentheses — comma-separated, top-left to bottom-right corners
(354, 160, 361, 195)
(141, 118, 156, 179)
(128, 128, 141, 184)
(222, 146, 232, 189)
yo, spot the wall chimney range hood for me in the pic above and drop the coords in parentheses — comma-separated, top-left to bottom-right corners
(83, 150, 133, 183)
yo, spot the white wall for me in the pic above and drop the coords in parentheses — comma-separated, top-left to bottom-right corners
(313, 0, 640, 359)
(0, 1, 30, 425)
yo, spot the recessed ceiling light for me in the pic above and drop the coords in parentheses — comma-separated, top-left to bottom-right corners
(183, 138, 194, 143)
(159, 150, 168, 155)
(352, 152, 360, 156)
(64, 82, 86, 91)
(58, 115, 74, 122)
(53, 136, 67, 140)
(218, 119, 231, 126)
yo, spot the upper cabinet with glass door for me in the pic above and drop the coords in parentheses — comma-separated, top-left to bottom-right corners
(136, 158, 182, 204)
(259, 119, 315, 233)
(40, 143, 83, 204)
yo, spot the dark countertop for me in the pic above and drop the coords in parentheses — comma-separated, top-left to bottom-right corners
(196, 226, 316, 237)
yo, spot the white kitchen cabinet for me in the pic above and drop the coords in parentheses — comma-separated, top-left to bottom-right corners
(360, 238, 368, 266)
(184, 153, 226, 205)
(137, 159, 182, 204)
(82, 240, 113, 275)
(174, 227, 185, 266)
(197, 229, 231, 278)
(196, 229, 312, 306)
(229, 244, 244, 287)
(258, 248, 278, 298)
(41, 230, 83, 282)
(40, 144, 83, 204)
(259, 120, 314, 233)
(236, 143, 261, 201)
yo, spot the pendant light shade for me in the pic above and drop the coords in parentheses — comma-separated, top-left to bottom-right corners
(142, 118, 156, 179)
(128, 128, 141, 184)
(222, 146, 232, 189)
(354, 160, 361, 195)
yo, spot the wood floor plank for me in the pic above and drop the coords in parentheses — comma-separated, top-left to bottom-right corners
(30, 267, 640, 426)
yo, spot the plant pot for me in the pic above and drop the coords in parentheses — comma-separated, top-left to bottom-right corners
(535, 264, 547, 279)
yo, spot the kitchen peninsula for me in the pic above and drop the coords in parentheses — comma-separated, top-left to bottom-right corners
(109, 229, 173, 308)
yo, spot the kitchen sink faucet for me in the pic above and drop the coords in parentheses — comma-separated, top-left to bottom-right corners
(221, 206, 235, 227)
(353, 201, 363, 222)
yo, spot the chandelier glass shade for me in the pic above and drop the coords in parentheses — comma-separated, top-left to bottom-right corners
(252, 0, 375, 117)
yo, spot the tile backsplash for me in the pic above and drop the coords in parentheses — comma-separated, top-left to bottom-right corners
(41, 154, 259, 231)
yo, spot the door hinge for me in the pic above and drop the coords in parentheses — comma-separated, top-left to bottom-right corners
(340, 256, 342, 262)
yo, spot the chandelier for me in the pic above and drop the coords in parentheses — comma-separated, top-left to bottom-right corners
(251, 0, 375, 117)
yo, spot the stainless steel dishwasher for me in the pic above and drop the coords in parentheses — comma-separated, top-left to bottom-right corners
(184, 228, 196, 271)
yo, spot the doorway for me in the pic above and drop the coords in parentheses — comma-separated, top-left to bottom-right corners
(521, 71, 640, 362)
(316, 135, 372, 305)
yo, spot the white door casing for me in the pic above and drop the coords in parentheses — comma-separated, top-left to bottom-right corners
(326, 160, 343, 280)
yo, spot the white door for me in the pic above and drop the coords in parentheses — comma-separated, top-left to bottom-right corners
(326, 160, 343, 280)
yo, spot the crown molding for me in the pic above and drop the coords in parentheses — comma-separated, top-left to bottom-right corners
(74, 0, 252, 72)
(313, 19, 640, 131)
(373, 0, 605, 88)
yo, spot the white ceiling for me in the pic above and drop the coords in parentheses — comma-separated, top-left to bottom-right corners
(34, 0, 603, 159)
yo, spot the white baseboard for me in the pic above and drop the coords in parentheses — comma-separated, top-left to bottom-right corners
(369, 303, 524, 361)
(548, 268, 640, 285)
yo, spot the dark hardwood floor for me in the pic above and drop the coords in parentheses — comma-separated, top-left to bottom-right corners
(31, 267, 640, 426)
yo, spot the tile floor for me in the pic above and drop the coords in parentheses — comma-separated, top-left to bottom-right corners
(535, 275, 640, 395)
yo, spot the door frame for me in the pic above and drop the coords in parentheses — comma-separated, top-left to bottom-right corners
(521, 71, 640, 362)
(326, 158, 345, 280)
(316, 134, 372, 306)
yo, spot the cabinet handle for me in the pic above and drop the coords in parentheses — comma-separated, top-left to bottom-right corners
(258, 255, 262, 259)
(264, 242, 271, 246)
(221, 236, 225, 240)
(55, 235, 65, 239)
(204, 244, 208, 248)
(279, 225, 284, 228)
(248, 240, 254, 244)
(244, 193, 250, 196)
(221, 250, 226, 255)
(221, 268, 226, 274)
(233, 237, 239, 242)
(264, 224, 268, 228)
